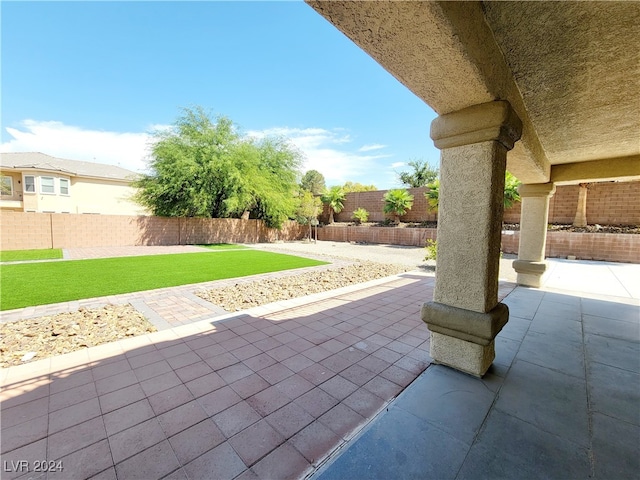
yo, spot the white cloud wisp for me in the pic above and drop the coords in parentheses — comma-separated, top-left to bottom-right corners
(1, 120, 153, 173)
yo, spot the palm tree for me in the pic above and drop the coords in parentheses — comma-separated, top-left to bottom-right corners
(425, 172, 520, 213)
(425, 179, 440, 213)
(383, 189, 414, 223)
(321, 186, 346, 224)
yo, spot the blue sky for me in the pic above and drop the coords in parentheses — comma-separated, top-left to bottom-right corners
(1, 1, 440, 189)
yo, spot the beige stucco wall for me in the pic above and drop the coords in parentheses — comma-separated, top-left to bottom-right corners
(69, 178, 147, 215)
(0, 169, 147, 216)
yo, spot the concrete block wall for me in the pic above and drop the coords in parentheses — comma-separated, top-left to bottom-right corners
(318, 226, 640, 263)
(0, 212, 307, 250)
(324, 181, 640, 226)
(329, 187, 438, 223)
(0, 212, 53, 250)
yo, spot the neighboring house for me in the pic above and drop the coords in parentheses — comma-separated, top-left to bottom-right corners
(0, 152, 148, 215)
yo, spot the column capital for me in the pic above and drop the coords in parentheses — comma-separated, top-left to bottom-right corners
(430, 100, 523, 151)
(518, 182, 556, 198)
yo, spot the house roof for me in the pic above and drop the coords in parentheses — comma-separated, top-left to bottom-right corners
(0, 152, 139, 181)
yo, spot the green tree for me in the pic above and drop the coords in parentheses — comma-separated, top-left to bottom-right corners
(300, 170, 326, 195)
(503, 171, 521, 209)
(296, 190, 322, 239)
(342, 181, 378, 193)
(425, 172, 521, 213)
(425, 179, 440, 213)
(397, 159, 439, 188)
(321, 186, 346, 224)
(383, 189, 414, 223)
(134, 106, 301, 228)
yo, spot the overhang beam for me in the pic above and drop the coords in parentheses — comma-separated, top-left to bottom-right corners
(551, 156, 640, 185)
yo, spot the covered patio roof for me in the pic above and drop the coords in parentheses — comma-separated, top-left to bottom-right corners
(306, 1, 640, 185)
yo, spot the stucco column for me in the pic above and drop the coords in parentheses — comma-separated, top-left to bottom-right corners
(421, 101, 522, 377)
(513, 183, 556, 287)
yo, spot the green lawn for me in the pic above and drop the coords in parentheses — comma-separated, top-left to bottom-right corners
(197, 243, 248, 250)
(0, 249, 63, 262)
(0, 250, 326, 310)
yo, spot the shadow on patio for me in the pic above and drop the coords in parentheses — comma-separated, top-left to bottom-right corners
(1, 272, 447, 479)
(2, 266, 637, 479)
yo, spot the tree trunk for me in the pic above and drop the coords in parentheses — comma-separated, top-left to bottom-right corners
(573, 183, 589, 227)
(329, 210, 334, 224)
(241, 210, 250, 220)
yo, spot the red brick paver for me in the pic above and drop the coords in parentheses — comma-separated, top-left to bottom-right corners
(1, 272, 517, 480)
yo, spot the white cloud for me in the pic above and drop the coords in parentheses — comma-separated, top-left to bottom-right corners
(390, 162, 405, 168)
(1, 120, 154, 173)
(358, 143, 386, 152)
(247, 126, 391, 186)
(1, 120, 395, 187)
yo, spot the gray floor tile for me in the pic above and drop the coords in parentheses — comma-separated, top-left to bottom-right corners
(592, 412, 640, 480)
(493, 336, 520, 369)
(393, 365, 494, 445)
(585, 333, 640, 373)
(542, 291, 582, 306)
(314, 406, 469, 480)
(588, 362, 640, 426)
(584, 314, 640, 342)
(497, 317, 530, 342)
(501, 298, 540, 320)
(581, 298, 639, 323)
(529, 311, 583, 344)
(495, 359, 589, 446)
(516, 330, 585, 378)
(536, 301, 583, 322)
(456, 409, 590, 480)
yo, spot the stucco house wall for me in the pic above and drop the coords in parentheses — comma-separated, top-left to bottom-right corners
(0, 152, 147, 216)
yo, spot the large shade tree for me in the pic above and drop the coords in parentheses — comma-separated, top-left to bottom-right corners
(342, 181, 377, 193)
(397, 159, 439, 188)
(300, 170, 326, 195)
(134, 107, 301, 228)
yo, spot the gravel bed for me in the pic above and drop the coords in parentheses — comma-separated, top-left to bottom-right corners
(196, 261, 411, 311)
(0, 304, 156, 368)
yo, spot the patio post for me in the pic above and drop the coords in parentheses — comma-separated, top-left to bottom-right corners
(422, 100, 522, 377)
(512, 183, 556, 287)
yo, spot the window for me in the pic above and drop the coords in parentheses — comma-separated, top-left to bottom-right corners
(41, 176, 55, 194)
(24, 175, 35, 193)
(59, 178, 70, 195)
(1, 176, 13, 196)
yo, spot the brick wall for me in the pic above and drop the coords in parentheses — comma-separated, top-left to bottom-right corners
(0, 212, 307, 250)
(317, 226, 640, 263)
(327, 181, 640, 226)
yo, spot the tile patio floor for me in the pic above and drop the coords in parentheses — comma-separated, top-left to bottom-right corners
(2, 269, 517, 480)
(1, 245, 638, 480)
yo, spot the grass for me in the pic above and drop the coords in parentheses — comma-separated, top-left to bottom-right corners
(197, 243, 248, 250)
(0, 249, 63, 262)
(0, 250, 327, 311)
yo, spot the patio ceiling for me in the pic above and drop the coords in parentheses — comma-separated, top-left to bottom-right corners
(306, 1, 640, 185)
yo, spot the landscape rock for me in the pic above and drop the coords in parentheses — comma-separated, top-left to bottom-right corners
(0, 304, 156, 368)
(196, 261, 410, 311)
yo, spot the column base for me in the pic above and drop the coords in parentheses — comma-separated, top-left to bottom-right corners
(421, 301, 509, 377)
(430, 332, 495, 377)
(513, 259, 548, 288)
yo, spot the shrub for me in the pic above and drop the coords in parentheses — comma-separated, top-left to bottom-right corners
(352, 208, 369, 224)
(383, 189, 414, 223)
(424, 239, 437, 261)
